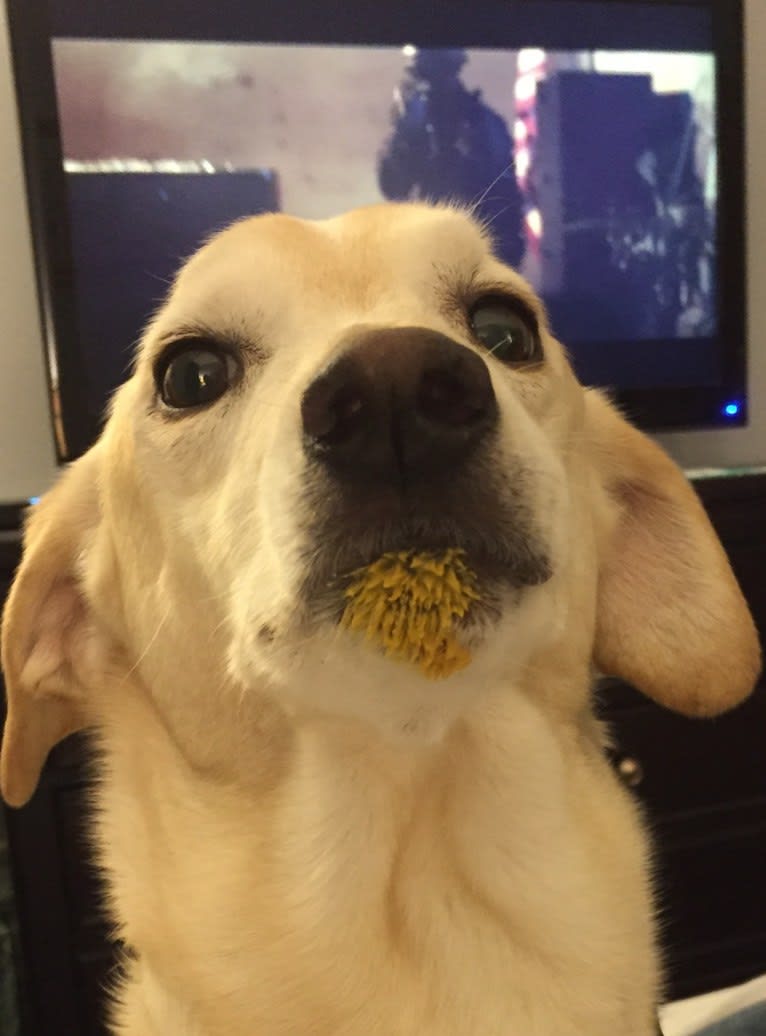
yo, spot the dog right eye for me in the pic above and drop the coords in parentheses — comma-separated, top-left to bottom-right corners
(155, 341, 239, 410)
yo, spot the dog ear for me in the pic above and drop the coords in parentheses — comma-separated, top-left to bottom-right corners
(587, 392, 760, 717)
(1, 448, 108, 806)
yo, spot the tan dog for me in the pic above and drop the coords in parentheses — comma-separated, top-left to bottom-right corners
(1, 203, 760, 1036)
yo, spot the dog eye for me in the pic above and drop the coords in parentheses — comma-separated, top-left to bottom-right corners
(469, 297, 542, 365)
(156, 341, 239, 410)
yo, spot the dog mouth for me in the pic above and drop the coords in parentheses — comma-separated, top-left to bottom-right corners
(299, 478, 553, 627)
(306, 519, 547, 595)
(297, 509, 551, 677)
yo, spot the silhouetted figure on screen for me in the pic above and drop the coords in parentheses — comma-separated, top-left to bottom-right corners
(378, 48, 525, 268)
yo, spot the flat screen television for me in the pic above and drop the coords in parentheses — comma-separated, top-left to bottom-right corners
(6, 0, 746, 460)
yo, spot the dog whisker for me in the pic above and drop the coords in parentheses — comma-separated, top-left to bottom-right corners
(121, 604, 171, 685)
(469, 162, 519, 213)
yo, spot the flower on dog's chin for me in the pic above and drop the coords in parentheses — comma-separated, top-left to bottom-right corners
(340, 549, 480, 679)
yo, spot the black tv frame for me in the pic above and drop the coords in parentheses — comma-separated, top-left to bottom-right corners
(6, 0, 748, 459)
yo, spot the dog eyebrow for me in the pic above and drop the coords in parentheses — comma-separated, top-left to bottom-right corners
(150, 321, 266, 362)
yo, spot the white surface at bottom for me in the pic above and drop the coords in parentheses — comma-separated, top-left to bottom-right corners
(661, 974, 766, 1035)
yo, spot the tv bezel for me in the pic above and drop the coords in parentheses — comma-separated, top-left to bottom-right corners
(6, 0, 747, 459)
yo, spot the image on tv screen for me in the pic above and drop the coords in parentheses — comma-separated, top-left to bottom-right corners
(51, 38, 718, 407)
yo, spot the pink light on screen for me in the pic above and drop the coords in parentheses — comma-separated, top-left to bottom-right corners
(517, 48, 546, 75)
(515, 148, 531, 181)
(514, 74, 538, 104)
(526, 208, 543, 239)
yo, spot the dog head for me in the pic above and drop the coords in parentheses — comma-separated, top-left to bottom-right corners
(1, 203, 760, 804)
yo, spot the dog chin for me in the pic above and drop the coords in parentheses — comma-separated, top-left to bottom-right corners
(232, 579, 560, 738)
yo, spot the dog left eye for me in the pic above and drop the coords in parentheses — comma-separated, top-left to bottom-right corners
(156, 342, 239, 410)
(469, 297, 542, 365)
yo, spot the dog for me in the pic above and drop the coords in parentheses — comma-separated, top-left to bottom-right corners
(1, 203, 760, 1036)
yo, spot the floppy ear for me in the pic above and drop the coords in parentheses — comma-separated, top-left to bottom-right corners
(588, 392, 761, 717)
(1, 448, 107, 806)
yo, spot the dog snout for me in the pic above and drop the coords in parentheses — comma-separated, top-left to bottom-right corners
(301, 327, 498, 484)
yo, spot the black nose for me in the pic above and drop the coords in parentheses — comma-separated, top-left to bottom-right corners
(301, 327, 498, 485)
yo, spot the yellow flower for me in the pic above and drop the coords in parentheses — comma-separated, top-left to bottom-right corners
(341, 549, 480, 679)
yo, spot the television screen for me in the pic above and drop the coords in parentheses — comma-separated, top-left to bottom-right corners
(7, 0, 746, 457)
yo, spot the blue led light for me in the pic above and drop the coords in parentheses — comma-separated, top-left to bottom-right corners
(28, 496, 41, 506)
(723, 402, 741, 418)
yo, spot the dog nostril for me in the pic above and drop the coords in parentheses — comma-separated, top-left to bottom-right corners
(325, 392, 365, 445)
(302, 380, 366, 447)
(417, 368, 488, 428)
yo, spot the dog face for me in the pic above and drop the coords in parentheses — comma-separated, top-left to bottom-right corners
(99, 204, 586, 729)
(1, 204, 760, 804)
